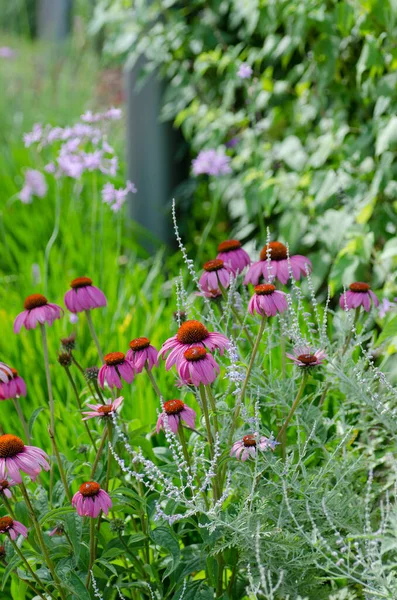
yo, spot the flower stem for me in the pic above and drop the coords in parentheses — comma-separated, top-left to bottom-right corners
(218, 281, 254, 347)
(342, 307, 361, 354)
(19, 482, 67, 600)
(48, 428, 72, 502)
(205, 385, 219, 438)
(177, 421, 191, 469)
(9, 537, 51, 600)
(90, 427, 108, 479)
(145, 365, 164, 402)
(44, 181, 61, 296)
(86, 517, 97, 588)
(105, 422, 112, 492)
(277, 371, 308, 444)
(12, 398, 30, 443)
(64, 366, 97, 451)
(2, 495, 16, 519)
(93, 380, 106, 405)
(199, 384, 219, 500)
(85, 309, 104, 364)
(228, 315, 266, 445)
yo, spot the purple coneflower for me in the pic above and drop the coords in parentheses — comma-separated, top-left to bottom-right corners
(287, 346, 326, 368)
(98, 353, 134, 389)
(0, 368, 26, 400)
(0, 363, 12, 384)
(0, 434, 50, 483)
(159, 320, 229, 369)
(237, 63, 253, 79)
(244, 241, 311, 286)
(199, 259, 232, 294)
(64, 277, 107, 313)
(230, 434, 277, 461)
(72, 482, 112, 518)
(339, 283, 379, 312)
(156, 400, 196, 434)
(126, 338, 158, 373)
(177, 347, 220, 386)
(0, 516, 28, 540)
(0, 479, 14, 499)
(248, 284, 288, 317)
(216, 240, 251, 273)
(82, 396, 123, 421)
(14, 294, 63, 333)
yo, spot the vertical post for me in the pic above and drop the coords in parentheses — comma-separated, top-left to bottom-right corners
(37, 0, 72, 41)
(125, 58, 186, 250)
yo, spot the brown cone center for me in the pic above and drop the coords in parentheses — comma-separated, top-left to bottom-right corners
(79, 481, 100, 497)
(243, 435, 257, 447)
(349, 282, 370, 293)
(203, 259, 224, 272)
(24, 294, 48, 310)
(70, 277, 93, 289)
(218, 240, 242, 253)
(254, 284, 276, 296)
(164, 399, 184, 415)
(0, 517, 13, 533)
(0, 435, 25, 458)
(104, 352, 125, 366)
(260, 242, 288, 262)
(97, 405, 113, 415)
(297, 354, 317, 365)
(177, 320, 209, 345)
(129, 337, 150, 351)
(184, 347, 207, 362)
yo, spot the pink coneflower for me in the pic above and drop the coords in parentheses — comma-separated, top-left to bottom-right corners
(199, 259, 232, 294)
(248, 284, 288, 317)
(126, 338, 158, 373)
(156, 400, 196, 434)
(0, 434, 50, 483)
(64, 277, 107, 313)
(0, 516, 28, 540)
(0, 368, 26, 400)
(287, 346, 327, 368)
(0, 363, 12, 383)
(98, 353, 134, 389)
(176, 347, 219, 386)
(216, 240, 251, 274)
(72, 482, 112, 518)
(14, 294, 63, 333)
(159, 320, 229, 369)
(339, 283, 379, 312)
(0, 479, 14, 499)
(230, 434, 277, 461)
(244, 242, 312, 286)
(82, 396, 123, 421)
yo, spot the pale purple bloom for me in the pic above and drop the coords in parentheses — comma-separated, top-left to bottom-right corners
(159, 320, 229, 369)
(82, 396, 123, 421)
(379, 298, 397, 319)
(230, 434, 277, 461)
(339, 283, 379, 312)
(24, 124, 42, 147)
(217, 240, 251, 273)
(0, 368, 26, 400)
(199, 259, 232, 294)
(287, 346, 327, 368)
(19, 169, 47, 204)
(0, 517, 28, 540)
(14, 294, 63, 333)
(192, 149, 232, 176)
(0, 47, 16, 59)
(101, 180, 137, 212)
(0, 435, 50, 483)
(225, 137, 239, 149)
(248, 284, 288, 317)
(72, 482, 112, 518)
(104, 107, 122, 120)
(244, 242, 311, 286)
(126, 338, 158, 373)
(156, 400, 196, 434)
(237, 63, 253, 79)
(177, 347, 219, 386)
(64, 277, 107, 313)
(98, 353, 134, 389)
(81, 110, 102, 123)
(70, 313, 79, 324)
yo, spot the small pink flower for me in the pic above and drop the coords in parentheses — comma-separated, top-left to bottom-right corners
(0, 516, 28, 540)
(216, 239, 251, 274)
(237, 63, 253, 79)
(199, 259, 232, 294)
(0, 479, 15, 499)
(339, 283, 379, 312)
(126, 338, 159, 373)
(0, 368, 27, 400)
(230, 434, 277, 461)
(0, 363, 12, 383)
(287, 346, 326, 368)
(98, 353, 134, 389)
(82, 396, 123, 421)
(0, 434, 50, 483)
(48, 525, 64, 537)
(72, 482, 112, 518)
(156, 400, 196, 434)
(176, 347, 219, 386)
(159, 320, 229, 369)
(14, 294, 63, 333)
(248, 284, 288, 317)
(64, 277, 107, 313)
(244, 241, 311, 286)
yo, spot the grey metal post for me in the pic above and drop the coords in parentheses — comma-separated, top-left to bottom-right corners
(126, 58, 184, 249)
(37, 0, 72, 41)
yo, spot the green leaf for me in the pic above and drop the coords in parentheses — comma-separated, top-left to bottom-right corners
(375, 316, 397, 347)
(151, 526, 181, 579)
(28, 407, 46, 438)
(38, 506, 75, 525)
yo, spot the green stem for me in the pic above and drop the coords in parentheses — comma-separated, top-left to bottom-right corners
(12, 398, 30, 443)
(105, 422, 112, 492)
(145, 365, 164, 401)
(2, 495, 16, 519)
(64, 366, 97, 451)
(342, 307, 361, 354)
(90, 427, 108, 479)
(9, 538, 50, 600)
(177, 421, 191, 469)
(93, 380, 106, 405)
(44, 182, 61, 296)
(48, 428, 72, 502)
(277, 372, 308, 444)
(85, 309, 104, 364)
(218, 281, 254, 347)
(19, 482, 67, 600)
(86, 518, 97, 588)
(199, 384, 219, 500)
(205, 385, 219, 438)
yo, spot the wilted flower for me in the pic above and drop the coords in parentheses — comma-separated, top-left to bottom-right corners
(0, 434, 50, 483)
(48, 524, 64, 537)
(192, 149, 232, 176)
(216, 240, 251, 273)
(230, 434, 277, 461)
(237, 63, 253, 79)
(72, 482, 112, 518)
(156, 400, 196, 434)
(0, 368, 26, 400)
(64, 277, 107, 313)
(176, 347, 220, 386)
(248, 284, 288, 317)
(0, 517, 28, 540)
(173, 311, 187, 323)
(287, 346, 327, 368)
(126, 338, 158, 373)
(61, 333, 76, 352)
(339, 283, 379, 312)
(98, 353, 134, 389)
(199, 259, 232, 294)
(82, 396, 123, 421)
(244, 241, 311, 286)
(14, 294, 63, 333)
(57, 352, 72, 368)
(19, 169, 47, 204)
(85, 366, 99, 382)
(159, 320, 229, 369)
